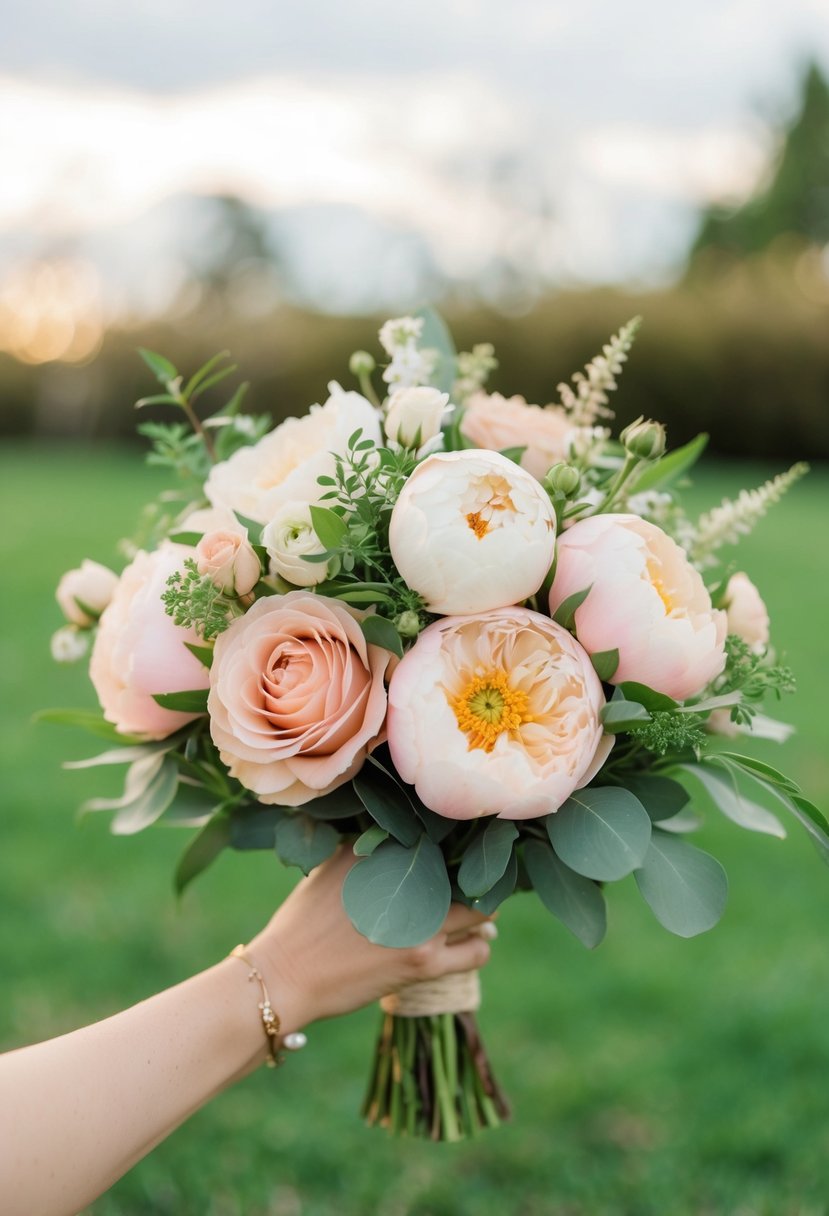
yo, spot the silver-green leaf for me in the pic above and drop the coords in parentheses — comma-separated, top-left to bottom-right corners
(342, 835, 451, 947)
(546, 787, 651, 881)
(634, 830, 727, 937)
(524, 841, 606, 948)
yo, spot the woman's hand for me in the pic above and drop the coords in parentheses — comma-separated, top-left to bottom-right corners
(249, 846, 495, 1033)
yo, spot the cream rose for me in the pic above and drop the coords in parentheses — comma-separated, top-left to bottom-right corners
(196, 530, 261, 596)
(461, 392, 574, 482)
(724, 572, 769, 653)
(262, 502, 330, 587)
(90, 546, 211, 738)
(204, 383, 381, 524)
(208, 593, 392, 806)
(56, 559, 119, 626)
(388, 450, 557, 615)
(549, 514, 727, 701)
(387, 607, 611, 820)
(384, 386, 449, 449)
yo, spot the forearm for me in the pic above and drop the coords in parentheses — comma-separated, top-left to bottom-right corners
(0, 955, 300, 1216)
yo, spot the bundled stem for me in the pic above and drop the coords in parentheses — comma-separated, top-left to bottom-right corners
(362, 1010, 510, 1141)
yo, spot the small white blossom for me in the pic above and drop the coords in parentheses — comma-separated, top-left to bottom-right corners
(378, 316, 424, 356)
(51, 626, 89, 664)
(382, 345, 437, 391)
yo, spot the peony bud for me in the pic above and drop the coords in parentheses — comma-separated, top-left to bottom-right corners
(620, 416, 666, 462)
(394, 610, 421, 639)
(349, 350, 376, 378)
(723, 572, 769, 653)
(262, 502, 330, 587)
(56, 559, 120, 626)
(384, 386, 449, 449)
(196, 530, 261, 597)
(544, 462, 581, 497)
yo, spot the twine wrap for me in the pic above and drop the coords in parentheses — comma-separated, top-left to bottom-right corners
(380, 969, 481, 1017)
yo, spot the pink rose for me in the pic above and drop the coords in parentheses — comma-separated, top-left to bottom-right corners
(461, 392, 574, 482)
(208, 593, 392, 806)
(723, 572, 769, 653)
(56, 559, 119, 626)
(89, 546, 210, 738)
(196, 529, 261, 596)
(387, 606, 611, 820)
(549, 514, 727, 701)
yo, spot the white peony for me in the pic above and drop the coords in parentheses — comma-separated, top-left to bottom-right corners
(205, 383, 381, 524)
(262, 502, 330, 587)
(388, 450, 557, 615)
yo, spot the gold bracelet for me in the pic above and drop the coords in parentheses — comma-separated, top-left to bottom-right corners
(229, 944, 307, 1068)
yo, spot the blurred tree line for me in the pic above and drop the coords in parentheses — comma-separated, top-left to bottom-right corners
(1, 63, 828, 460)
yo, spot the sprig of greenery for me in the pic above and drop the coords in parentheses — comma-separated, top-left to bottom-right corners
(311, 431, 429, 637)
(161, 559, 238, 640)
(630, 711, 706, 758)
(714, 635, 796, 725)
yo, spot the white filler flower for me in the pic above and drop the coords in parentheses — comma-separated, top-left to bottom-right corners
(389, 450, 557, 615)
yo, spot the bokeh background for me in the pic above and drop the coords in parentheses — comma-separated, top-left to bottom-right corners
(2, 5, 829, 1213)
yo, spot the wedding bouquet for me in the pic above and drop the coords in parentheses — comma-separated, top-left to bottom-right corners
(47, 312, 824, 1141)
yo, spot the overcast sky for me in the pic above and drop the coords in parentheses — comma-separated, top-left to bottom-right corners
(2, 1, 829, 317)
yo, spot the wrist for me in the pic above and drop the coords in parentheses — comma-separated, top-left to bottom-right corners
(244, 929, 316, 1035)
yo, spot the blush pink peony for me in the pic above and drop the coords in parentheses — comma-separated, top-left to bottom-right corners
(89, 545, 210, 739)
(208, 593, 392, 806)
(387, 606, 611, 820)
(461, 392, 574, 482)
(548, 514, 727, 701)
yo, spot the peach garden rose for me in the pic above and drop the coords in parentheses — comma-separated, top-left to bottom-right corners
(387, 606, 611, 820)
(723, 572, 769, 653)
(461, 392, 575, 482)
(208, 592, 392, 806)
(548, 513, 727, 701)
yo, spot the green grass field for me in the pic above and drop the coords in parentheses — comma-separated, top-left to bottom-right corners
(2, 445, 828, 1216)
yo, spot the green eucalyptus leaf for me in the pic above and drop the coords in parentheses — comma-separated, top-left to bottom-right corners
(300, 785, 364, 820)
(107, 755, 179, 836)
(415, 307, 457, 394)
(342, 835, 451, 947)
(152, 689, 209, 714)
(162, 783, 226, 827)
(674, 762, 786, 838)
(716, 752, 800, 795)
(600, 699, 651, 733)
(628, 432, 708, 494)
(174, 811, 231, 894)
(634, 830, 727, 937)
(546, 786, 651, 881)
(551, 585, 591, 631)
(230, 805, 285, 851)
(360, 615, 404, 658)
(232, 512, 265, 540)
(363, 754, 456, 842)
(621, 774, 690, 822)
(274, 813, 339, 875)
(353, 826, 390, 856)
(617, 682, 678, 712)
(353, 768, 421, 846)
(472, 850, 518, 915)
(591, 649, 619, 682)
(309, 505, 348, 549)
(523, 840, 606, 948)
(458, 819, 518, 898)
(64, 741, 173, 769)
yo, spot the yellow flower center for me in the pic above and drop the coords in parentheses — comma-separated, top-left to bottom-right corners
(465, 510, 489, 538)
(450, 669, 533, 753)
(463, 474, 517, 539)
(648, 563, 676, 614)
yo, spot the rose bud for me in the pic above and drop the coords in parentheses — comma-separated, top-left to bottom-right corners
(723, 572, 770, 653)
(196, 530, 261, 597)
(384, 386, 449, 449)
(56, 559, 120, 626)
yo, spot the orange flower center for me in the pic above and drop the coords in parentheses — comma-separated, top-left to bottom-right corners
(647, 562, 676, 614)
(450, 669, 533, 753)
(463, 473, 517, 539)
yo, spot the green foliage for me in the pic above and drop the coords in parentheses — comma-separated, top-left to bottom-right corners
(523, 840, 607, 948)
(458, 819, 518, 899)
(352, 766, 421, 847)
(630, 710, 706, 758)
(545, 787, 652, 882)
(161, 558, 238, 640)
(342, 835, 451, 947)
(634, 830, 728, 937)
(714, 635, 796, 725)
(174, 810, 232, 895)
(274, 813, 340, 875)
(629, 431, 709, 494)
